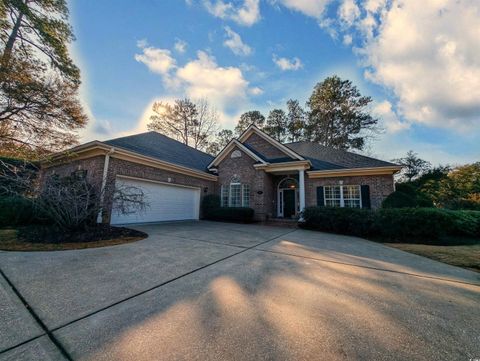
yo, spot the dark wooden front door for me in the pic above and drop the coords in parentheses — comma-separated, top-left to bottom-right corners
(283, 189, 296, 218)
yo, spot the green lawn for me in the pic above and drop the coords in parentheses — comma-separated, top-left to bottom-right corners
(384, 241, 480, 272)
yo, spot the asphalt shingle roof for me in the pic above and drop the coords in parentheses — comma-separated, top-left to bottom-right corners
(285, 141, 397, 171)
(104, 131, 214, 173)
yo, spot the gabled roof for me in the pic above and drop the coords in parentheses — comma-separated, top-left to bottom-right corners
(285, 141, 398, 171)
(238, 125, 305, 161)
(208, 139, 268, 168)
(104, 131, 214, 172)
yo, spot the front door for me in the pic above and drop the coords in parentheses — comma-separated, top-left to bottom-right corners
(283, 189, 296, 218)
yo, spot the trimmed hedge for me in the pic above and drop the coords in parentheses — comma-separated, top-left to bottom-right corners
(301, 206, 480, 243)
(301, 207, 375, 237)
(382, 183, 433, 208)
(208, 207, 255, 223)
(375, 208, 453, 240)
(201, 194, 255, 223)
(0, 196, 36, 227)
(201, 194, 221, 219)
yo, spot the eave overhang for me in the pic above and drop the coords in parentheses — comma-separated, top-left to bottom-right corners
(307, 166, 402, 178)
(254, 160, 312, 173)
(43, 142, 218, 182)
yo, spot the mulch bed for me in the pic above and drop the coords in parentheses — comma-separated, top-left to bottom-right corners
(0, 224, 147, 251)
(18, 223, 147, 244)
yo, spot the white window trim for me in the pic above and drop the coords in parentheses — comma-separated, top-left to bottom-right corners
(224, 182, 250, 208)
(324, 185, 362, 208)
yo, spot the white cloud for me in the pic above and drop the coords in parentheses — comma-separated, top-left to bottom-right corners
(274, 0, 332, 18)
(249, 86, 264, 95)
(174, 39, 188, 53)
(343, 34, 352, 45)
(273, 54, 303, 71)
(314, 0, 480, 132)
(134, 44, 176, 75)
(223, 26, 252, 56)
(203, 0, 260, 26)
(135, 43, 255, 118)
(373, 100, 410, 133)
(360, 0, 480, 131)
(338, 0, 360, 27)
(176, 51, 250, 108)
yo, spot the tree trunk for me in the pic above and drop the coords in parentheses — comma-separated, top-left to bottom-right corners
(1, 8, 24, 71)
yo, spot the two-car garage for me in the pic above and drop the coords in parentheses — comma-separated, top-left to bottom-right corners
(110, 176, 201, 225)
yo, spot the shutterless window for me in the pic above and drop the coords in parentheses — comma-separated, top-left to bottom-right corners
(324, 185, 361, 208)
(222, 183, 250, 207)
(221, 185, 229, 207)
(229, 183, 242, 207)
(242, 184, 250, 207)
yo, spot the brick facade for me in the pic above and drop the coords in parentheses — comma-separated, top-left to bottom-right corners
(305, 174, 395, 209)
(42, 130, 395, 224)
(41, 155, 216, 223)
(216, 145, 274, 221)
(243, 133, 292, 160)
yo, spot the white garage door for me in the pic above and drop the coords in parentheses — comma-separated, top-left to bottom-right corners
(110, 177, 200, 225)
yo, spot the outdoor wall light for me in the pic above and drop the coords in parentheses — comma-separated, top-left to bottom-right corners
(204, 187, 208, 193)
(257, 190, 263, 195)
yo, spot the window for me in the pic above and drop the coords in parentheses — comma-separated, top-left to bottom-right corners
(221, 185, 229, 207)
(343, 185, 361, 208)
(229, 183, 241, 207)
(242, 184, 250, 207)
(324, 185, 361, 208)
(324, 185, 341, 207)
(221, 182, 250, 207)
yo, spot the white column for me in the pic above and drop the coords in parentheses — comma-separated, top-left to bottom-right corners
(299, 169, 306, 213)
(97, 148, 115, 223)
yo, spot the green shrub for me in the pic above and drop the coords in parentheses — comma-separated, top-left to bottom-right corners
(382, 191, 417, 208)
(209, 207, 255, 223)
(382, 183, 434, 208)
(444, 198, 480, 211)
(301, 207, 376, 237)
(0, 196, 36, 226)
(201, 194, 221, 219)
(301, 206, 479, 243)
(375, 208, 455, 241)
(446, 210, 480, 237)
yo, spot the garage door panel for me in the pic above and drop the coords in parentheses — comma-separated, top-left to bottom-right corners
(111, 178, 200, 225)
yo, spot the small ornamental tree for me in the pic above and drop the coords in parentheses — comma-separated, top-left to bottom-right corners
(0, 159, 147, 231)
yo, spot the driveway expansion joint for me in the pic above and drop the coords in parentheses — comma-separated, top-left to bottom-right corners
(0, 268, 73, 360)
(49, 228, 297, 333)
(252, 247, 480, 287)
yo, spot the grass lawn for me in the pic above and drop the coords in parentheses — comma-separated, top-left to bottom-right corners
(384, 241, 480, 273)
(0, 227, 147, 251)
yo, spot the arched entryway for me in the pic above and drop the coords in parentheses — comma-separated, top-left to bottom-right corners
(277, 177, 299, 218)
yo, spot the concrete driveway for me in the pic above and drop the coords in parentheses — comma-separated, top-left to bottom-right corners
(0, 221, 479, 361)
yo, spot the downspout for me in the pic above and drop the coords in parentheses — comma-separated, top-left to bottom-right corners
(97, 147, 115, 223)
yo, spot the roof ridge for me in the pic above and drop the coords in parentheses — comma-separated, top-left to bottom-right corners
(106, 131, 214, 158)
(104, 130, 156, 143)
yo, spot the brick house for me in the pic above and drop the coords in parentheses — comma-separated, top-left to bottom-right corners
(42, 125, 401, 224)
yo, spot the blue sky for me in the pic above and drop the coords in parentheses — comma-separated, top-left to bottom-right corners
(70, 0, 480, 165)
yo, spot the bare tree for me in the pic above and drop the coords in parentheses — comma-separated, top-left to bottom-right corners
(0, 159, 147, 230)
(147, 98, 219, 152)
(193, 99, 220, 150)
